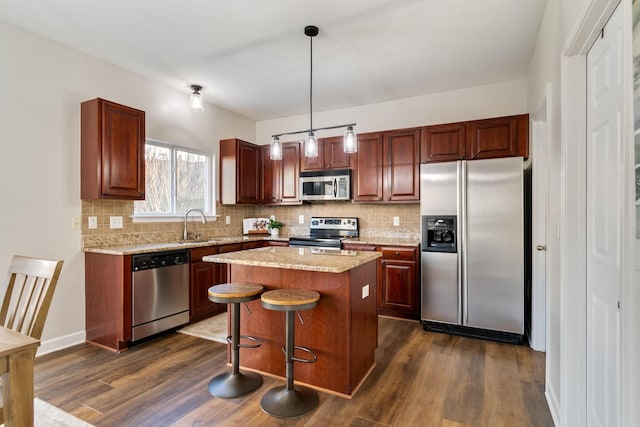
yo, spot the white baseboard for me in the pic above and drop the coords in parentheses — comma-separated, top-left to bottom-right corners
(36, 330, 86, 356)
(546, 383, 560, 427)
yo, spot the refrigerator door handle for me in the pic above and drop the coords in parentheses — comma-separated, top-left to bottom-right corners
(459, 160, 468, 325)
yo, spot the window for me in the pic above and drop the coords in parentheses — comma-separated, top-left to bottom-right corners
(134, 138, 215, 217)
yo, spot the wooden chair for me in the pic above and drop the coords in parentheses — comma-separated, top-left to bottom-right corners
(0, 256, 64, 340)
(0, 255, 63, 424)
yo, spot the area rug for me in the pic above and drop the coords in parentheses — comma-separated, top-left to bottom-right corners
(0, 398, 94, 427)
(177, 312, 228, 344)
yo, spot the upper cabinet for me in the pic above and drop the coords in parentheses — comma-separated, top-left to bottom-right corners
(421, 114, 529, 163)
(301, 136, 351, 171)
(352, 128, 420, 203)
(420, 122, 466, 163)
(81, 98, 145, 200)
(466, 114, 528, 160)
(220, 138, 260, 205)
(259, 142, 301, 205)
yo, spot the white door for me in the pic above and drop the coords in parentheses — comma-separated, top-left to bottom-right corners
(531, 89, 549, 352)
(586, 3, 623, 426)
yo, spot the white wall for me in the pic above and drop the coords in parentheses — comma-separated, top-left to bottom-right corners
(256, 79, 528, 144)
(0, 21, 255, 353)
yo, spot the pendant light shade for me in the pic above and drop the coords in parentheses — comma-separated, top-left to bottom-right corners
(270, 25, 356, 158)
(270, 136, 282, 160)
(305, 132, 318, 157)
(190, 85, 204, 111)
(343, 125, 357, 153)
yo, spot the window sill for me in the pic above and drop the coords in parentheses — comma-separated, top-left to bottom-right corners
(132, 214, 219, 223)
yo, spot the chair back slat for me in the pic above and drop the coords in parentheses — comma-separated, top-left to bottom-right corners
(0, 256, 63, 340)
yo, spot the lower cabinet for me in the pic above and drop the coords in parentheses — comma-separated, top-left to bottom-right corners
(342, 243, 420, 320)
(189, 246, 225, 322)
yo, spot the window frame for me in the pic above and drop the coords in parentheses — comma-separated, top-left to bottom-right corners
(133, 138, 217, 221)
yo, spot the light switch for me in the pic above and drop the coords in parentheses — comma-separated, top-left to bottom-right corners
(71, 217, 81, 230)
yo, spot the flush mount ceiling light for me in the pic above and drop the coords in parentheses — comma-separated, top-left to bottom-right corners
(270, 25, 357, 160)
(190, 84, 204, 111)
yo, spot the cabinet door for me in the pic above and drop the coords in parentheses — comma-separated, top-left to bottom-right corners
(466, 115, 528, 160)
(322, 136, 351, 169)
(237, 141, 260, 204)
(81, 98, 145, 200)
(280, 142, 301, 203)
(190, 261, 223, 320)
(300, 139, 325, 171)
(379, 259, 418, 319)
(384, 128, 420, 202)
(421, 122, 466, 163)
(352, 133, 384, 202)
(259, 145, 279, 204)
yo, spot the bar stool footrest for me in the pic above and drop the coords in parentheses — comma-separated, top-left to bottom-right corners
(260, 385, 319, 419)
(281, 345, 317, 363)
(226, 335, 262, 348)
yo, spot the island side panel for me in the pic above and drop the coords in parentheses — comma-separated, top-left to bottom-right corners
(349, 260, 378, 390)
(229, 264, 352, 395)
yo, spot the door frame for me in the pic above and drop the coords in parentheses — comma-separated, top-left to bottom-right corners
(530, 83, 551, 352)
(561, 0, 636, 426)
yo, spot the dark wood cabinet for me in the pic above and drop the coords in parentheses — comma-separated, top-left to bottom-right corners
(420, 114, 529, 163)
(351, 133, 384, 202)
(260, 142, 301, 204)
(189, 246, 225, 322)
(220, 138, 260, 205)
(384, 128, 421, 202)
(81, 98, 145, 200)
(352, 129, 420, 203)
(85, 252, 132, 351)
(378, 247, 419, 320)
(420, 122, 466, 163)
(466, 114, 528, 160)
(301, 136, 351, 171)
(341, 243, 420, 320)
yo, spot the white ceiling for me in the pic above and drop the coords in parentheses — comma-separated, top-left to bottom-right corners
(0, 0, 546, 121)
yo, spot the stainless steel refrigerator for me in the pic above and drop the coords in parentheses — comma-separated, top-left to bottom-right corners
(420, 157, 525, 343)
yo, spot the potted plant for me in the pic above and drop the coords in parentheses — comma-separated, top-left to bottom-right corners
(268, 218, 284, 237)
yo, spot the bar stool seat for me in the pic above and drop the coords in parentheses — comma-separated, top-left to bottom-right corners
(260, 289, 320, 419)
(207, 283, 264, 399)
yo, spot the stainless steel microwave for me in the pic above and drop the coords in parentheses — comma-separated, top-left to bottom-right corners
(300, 169, 351, 201)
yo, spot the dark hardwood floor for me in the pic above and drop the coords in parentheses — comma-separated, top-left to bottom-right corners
(34, 317, 554, 426)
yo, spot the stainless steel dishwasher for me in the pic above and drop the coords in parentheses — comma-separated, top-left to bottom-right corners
(131, 250, 190, 341)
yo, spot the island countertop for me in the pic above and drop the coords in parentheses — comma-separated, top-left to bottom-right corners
(203, 246, 381, 273)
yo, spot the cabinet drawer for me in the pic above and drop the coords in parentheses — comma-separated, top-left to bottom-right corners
(379, 247, 417, 261)
(190, 246, 217, 262)
(342, 243, 377, 252)
(218, 243, 244, 253)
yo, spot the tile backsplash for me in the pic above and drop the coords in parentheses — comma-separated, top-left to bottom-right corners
(81, 200, 420, 247)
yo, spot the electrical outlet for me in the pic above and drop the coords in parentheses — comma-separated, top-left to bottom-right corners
(393, 216, 400, 226)
(110, 216, 123, 229)
(88, 216, 98, 229)
(299, 215, 304, 224)
(362, 284, 369, 299)
(71, 217, 81, 230)
(225, 215, 231, 225)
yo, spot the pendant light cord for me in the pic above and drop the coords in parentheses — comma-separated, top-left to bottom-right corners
(309, 31, 313, 132)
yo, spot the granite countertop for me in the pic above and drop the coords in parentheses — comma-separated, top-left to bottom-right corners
(82, 235, 419, 256)
(82, 235, 288, 255)
(203, 246, 382, 273)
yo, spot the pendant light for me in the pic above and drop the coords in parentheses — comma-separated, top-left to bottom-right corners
(190, 84, 204, 111)
(269, 25, 356, 159)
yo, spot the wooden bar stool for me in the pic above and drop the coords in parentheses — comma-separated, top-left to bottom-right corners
(260, 289, 320, 419)
(207, 283, 264, 398)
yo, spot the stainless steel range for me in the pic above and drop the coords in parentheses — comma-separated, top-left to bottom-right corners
(288, 217, 359, 249)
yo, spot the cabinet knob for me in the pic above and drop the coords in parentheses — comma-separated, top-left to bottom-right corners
(381, 260, 385, 264)
(394, 251, 399, 256)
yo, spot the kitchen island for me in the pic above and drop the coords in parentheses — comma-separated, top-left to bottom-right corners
(203, 246, 381, 397)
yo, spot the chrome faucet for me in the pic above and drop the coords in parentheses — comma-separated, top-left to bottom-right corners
(183, 208, 207, 240)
